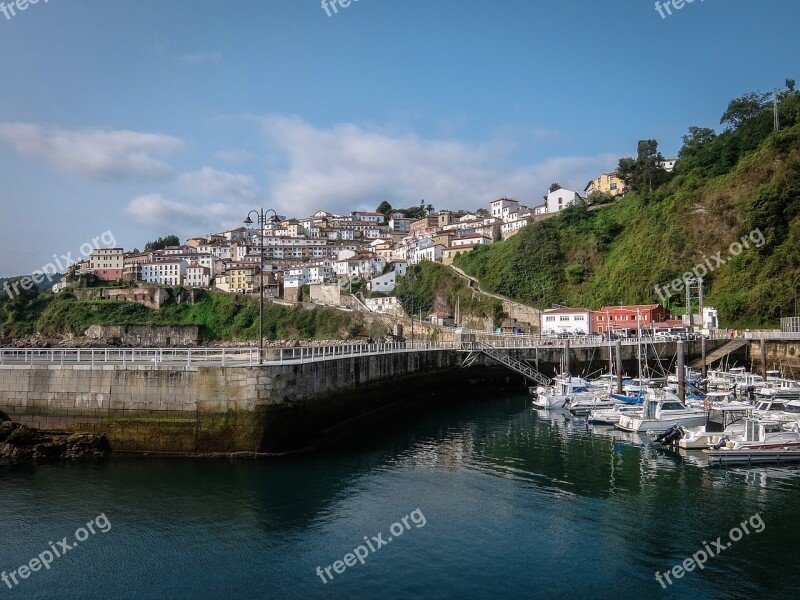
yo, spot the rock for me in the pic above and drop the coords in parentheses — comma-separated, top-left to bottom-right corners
(0, 420, 109, 462)
(0, 421, 21, 443)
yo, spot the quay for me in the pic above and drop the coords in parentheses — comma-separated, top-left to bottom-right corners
(0, 333, 794, 455)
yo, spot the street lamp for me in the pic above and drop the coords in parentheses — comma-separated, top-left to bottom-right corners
(244, 208, 280, 364)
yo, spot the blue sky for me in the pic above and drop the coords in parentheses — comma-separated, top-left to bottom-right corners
(0, 0, 798, 276)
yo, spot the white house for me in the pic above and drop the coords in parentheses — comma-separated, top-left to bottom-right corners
(351, 211, 384, 223)
(368, 271, 398, 294)
(543, 189, 582, 214)
(408, 239, 444, 265)
(452, 234, 491, 248)
(540, 308, 594, 335)
(501, 217, 530, 239)
(141, 260, 188, 286)
(185, 264, 211, 288)
(490, 198, 519, 220)
(389, 215, 412, 233)
(367, 261, 408, 294)
(307, 262, 335, 284)
(661, 157, 677, 172)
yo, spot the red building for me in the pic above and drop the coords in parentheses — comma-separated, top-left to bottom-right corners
(593, 304, 668, 335)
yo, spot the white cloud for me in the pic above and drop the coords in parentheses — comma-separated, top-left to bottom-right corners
(177, 167, 259, 202)
(124, 193, 235, 232)
(180, 52, 223, 66)
(0, 123, 182, 181)
(259, 116, 617, 216)
(214, 149, 257, 164)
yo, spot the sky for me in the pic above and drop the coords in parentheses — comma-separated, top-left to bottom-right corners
(0, 0, 798, 276)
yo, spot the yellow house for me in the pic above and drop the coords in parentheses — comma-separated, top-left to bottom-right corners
(228, 265, 259, 293)
(584, 172, 626, 197)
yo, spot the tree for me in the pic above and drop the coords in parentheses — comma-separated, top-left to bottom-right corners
(786, 79, 796, 94)
(144, 235, 180, 251)
(720, 92, 769, 130)
(549, 183, 562, 193)
(679, 126, 717, 158)
(616, 139, 668, 194)
(399, 206, 426, 219)
(426, 204, 435, 215)
(376, 201, 393, 217)
(587, 191, 616, 206)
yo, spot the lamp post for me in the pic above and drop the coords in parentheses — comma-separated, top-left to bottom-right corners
(244, 208, 280, 364)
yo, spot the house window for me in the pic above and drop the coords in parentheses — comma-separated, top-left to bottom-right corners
(545, 316, 555, 322)
(560, 316, 569, 322)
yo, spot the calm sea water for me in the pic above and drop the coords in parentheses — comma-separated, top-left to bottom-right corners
(2, 392, 800, 599)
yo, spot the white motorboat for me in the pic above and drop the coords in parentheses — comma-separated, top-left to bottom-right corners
(750, 399, 798, 426)
(616, 397, 707, 433)
(706, 368, 736, 391)
(531, 376, 596, 409)
(654, 403, 751, 449)
(667, 366, 702, 385)
(704, 419, 800, 464)
(757, 378, 800, 401)
(587, 403, 643, 425)
(568, 395, 618, 417)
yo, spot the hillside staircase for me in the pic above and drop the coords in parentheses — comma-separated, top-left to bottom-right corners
(690, 338, 749, 369)
(461, 342, 552, 386)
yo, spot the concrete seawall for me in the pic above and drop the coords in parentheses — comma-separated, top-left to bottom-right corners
(0, 350, 510, 455)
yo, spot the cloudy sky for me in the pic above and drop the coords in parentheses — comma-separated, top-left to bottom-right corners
(0, 0, 798, 275)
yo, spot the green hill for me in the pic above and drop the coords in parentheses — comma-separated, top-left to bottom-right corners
(455, 87, 800, 328)
(0, 288, 369, 342)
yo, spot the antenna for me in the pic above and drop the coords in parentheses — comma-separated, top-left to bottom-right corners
(685, 277, 704, 329)
(774, 88, 781, 132)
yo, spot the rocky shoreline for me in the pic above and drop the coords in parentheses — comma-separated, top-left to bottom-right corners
(0, 411, 109, 462)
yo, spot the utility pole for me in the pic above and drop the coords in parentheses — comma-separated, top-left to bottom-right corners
(774, 88, 781, 132)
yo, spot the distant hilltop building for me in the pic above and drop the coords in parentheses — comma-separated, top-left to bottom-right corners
(584, 173, 627, 198)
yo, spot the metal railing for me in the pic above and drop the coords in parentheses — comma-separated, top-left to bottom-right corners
(0, 342, 455, 368)
(742, 331, 800, 340)
(0, 332, 733, 368)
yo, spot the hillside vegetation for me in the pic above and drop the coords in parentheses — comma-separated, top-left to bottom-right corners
(391, 262, 505, 328)
(455, 86, 800, 328)
(0, 289, 367, 342)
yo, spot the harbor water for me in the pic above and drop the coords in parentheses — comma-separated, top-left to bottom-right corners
(2, 391, 799, 599)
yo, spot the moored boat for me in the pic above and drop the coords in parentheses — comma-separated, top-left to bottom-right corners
(616, 397, 706, 433)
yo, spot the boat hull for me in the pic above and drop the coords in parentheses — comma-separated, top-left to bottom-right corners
(617, 414, 707, 433)
(705, 447, 800, 465)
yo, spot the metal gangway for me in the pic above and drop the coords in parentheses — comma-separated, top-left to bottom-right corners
(461, 341, 552, 386)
